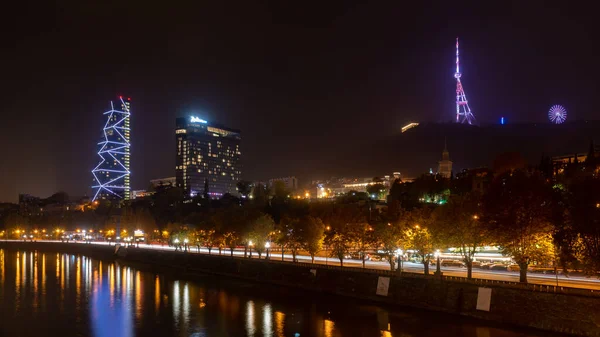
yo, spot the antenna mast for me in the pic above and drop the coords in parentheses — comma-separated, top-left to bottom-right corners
(455, 37, 476, 124)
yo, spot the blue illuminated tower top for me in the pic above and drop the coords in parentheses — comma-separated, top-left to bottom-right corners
(92, 96, 131, 201)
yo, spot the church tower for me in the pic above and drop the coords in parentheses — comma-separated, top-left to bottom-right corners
(438, 139, 452, 178)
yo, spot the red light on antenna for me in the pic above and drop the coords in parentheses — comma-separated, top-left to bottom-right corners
(119, 95, 123, 99)
(127, 97, 131, 100)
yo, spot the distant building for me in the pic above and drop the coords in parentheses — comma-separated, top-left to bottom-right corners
(175, 116, 241, 198)
(551, 141, 600, 176)
(131, 190, 153, 199)
(438, 141, 453, 178)
(313, 173, 403, 200)
(150, 177, 176, 188)
(401, 122, 419, 133)
(268, 176, 298, 191)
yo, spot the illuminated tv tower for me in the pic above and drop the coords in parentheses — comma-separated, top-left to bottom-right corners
(92, 96, 131, 201)
(454, 37, 475, 124)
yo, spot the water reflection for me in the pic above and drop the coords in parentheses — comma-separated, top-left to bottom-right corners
(246, 300, 256, 337)
(275, 311, 285, 337)
(0, 249, 552, 337)
(263, 303, 273, 336)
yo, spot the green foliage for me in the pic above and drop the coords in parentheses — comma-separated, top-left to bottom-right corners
(561, 175, 600, 274)
(483, 170, 556, 282)
(301, 216, 325, 262)
(236, 180, 253, 199)
(433, 193, 485, 278)
(401, 208, 435, 274)
(373, 221, 403, 271)
(366, 183, 387, 200)
(328, 233, 351, 266)
(249, 213, 275, 257)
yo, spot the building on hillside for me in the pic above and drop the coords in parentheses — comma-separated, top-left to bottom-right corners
(551, 141, 600, 176)
(312, 173, 405, 200)
(438, 141, 452, 178)
(150, 177, 176, 188)
(131, 190, 154, 199)
(92, 96, 131, 201)
(175, 116, 241, 198)
(268, 176, 298, 191)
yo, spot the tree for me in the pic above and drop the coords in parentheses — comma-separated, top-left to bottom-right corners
(483, 170, 556, 283)
(366, 183, 387, 200)
(328, 232, 351, 267)
(492, 152, 527, 177)
(251, 183, 270, 205)
(276, 216, 297, 262)
(349, 222, 375, 268)
(3, 213, 28, 238)
(133, 207, 157, 240)
(203, 178, 210, 200)
(301, 216, 325, 263)
(402, 208, 435, 275)
(249, 213, 275, 258)
(584, 140, 597, 173)
(236, 180, 253, 200)
(373, 221, 403, 271)
(562, 175, 600, 274)
(433, 193, 485, 279)
(271, 181, 289, 200)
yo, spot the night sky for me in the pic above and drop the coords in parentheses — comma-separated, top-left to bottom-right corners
(1, 1, 598, 202)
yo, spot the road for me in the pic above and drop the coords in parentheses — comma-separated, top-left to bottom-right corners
(7, 239, 600, 290)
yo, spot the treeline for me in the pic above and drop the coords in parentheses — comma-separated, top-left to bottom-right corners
(2, 154, 600, 283)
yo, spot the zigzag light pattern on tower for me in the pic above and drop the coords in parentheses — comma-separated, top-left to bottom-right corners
(92, 97, 131, 200)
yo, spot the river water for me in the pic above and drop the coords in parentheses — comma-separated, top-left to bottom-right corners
(0, 249, 552, 337)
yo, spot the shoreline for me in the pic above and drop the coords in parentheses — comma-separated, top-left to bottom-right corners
(1, 241, 598, 337)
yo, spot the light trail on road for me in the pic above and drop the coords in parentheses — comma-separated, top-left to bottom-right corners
(8, 239, 600, 290)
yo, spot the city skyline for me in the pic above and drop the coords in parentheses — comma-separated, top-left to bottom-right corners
(1, 2, 599, 202)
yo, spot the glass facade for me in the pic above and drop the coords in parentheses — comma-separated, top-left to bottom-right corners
(175, 117, 241, 198)
(92, 96, 131, 200)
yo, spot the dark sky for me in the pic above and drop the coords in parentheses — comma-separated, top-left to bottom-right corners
(0, 1, 598, 202)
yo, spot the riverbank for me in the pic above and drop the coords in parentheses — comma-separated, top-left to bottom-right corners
(2, 241, 599, 336)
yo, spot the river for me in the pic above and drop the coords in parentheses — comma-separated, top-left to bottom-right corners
(0, 249, 554, 337)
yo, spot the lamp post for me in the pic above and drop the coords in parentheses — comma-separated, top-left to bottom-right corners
(174, 238, 180, 251)
(265, 242, 271, 260)
(248, 240, 253, 258)
(184, 238, 189, 252)
(325, 226, 331, 266)
(434, 249, 441, 276)
(396, 249, 403, 275)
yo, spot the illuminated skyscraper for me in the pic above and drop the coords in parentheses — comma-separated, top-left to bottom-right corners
(92, 96, 131, 201)
(175, 116, 241, 198)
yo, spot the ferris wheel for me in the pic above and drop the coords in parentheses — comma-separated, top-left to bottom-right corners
(548, 105, 567, 124)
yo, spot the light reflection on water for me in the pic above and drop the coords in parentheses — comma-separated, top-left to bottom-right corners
(0, 249, 552, 337)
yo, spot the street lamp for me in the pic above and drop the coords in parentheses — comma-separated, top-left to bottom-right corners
(184, 238, 189, 252)
(265, 242, 271, 260)
(396, 248, 403, 274)
(434, 249, 441, 276)
(248, 240, 253, 258)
